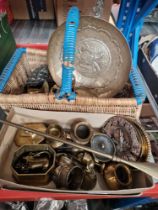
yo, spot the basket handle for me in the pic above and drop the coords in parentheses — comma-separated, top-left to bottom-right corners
(56, 6, 80, 101)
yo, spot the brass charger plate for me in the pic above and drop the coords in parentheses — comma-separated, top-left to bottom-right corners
(48, 16, 131, 97)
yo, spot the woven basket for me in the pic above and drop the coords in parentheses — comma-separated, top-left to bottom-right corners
(0, 48, 142, 118)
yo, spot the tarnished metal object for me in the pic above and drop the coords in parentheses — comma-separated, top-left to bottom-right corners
(2, 119, 158, 179)
(91, 133, 115, 162)
(26, 65, 54, 94)
(103, 163, 132, 190)
(12, 144, 56, 185)
(81, 169, 97, 190)
(14, 123, 47, 146)
(53, 154, 83, 190)
(126, 117, 151, 161)
(77, 152, 95, 170)
(102, 116, 150, 161)
(48, 16, 131, 97)
(47, 123, 65, 148)
(22, 152, 50, 170)
(71, 121, 93, 145)
(57, 154, 73, 165)
(102, 116, 142, 161)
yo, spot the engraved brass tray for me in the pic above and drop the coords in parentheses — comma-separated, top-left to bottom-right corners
(48, 16, 131, 97)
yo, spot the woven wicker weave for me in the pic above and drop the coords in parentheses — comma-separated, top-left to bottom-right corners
(0, 48, 141, 118)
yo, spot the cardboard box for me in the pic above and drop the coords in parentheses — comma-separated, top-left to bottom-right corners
(9, 0, 55, 20)
(55, 0, 113, 26)
(141, 103, 155, 117)
(0, 108, 154, 195)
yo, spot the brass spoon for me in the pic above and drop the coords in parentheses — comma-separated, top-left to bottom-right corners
(1, 119, 158, 179)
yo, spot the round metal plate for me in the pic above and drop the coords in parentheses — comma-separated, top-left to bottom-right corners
(91, 133, 115, 162)
(48, 16, 131, 97)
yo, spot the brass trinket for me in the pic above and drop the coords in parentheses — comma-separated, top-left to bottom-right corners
(47, 123, 64, 148)
(126, 117, 151, 161)
(91, 133, 115, 162)
(48, 16, 131, 97)
(14, 123, 47, 146)
(53, 154, 83, 190)
(71, 121, 93, 145)
(12, 145, 56, 185)
(77, 152, 95, 170)
(102, 116, 142, 161)
(81, 169, 97, 190)
(103, 163, 132, 190)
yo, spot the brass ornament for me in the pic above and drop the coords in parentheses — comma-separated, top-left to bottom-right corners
(53, 154, 83, 190)
(47, 123, 65, 148)
(12, 144, 56, 185)
(70, 121, 93, 145)
(91, 133, 116, 162)
(126, 117, 151, 161)
(77, 152, 95, 170)
(102, 116, 142, 161)
(103, 163, 132, 190)
(48, 16, 131, 97)
(14, 123, 47, 146)
(81, 169, 97, 190)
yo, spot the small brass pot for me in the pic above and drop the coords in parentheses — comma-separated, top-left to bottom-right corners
(103, 163, 132, 190)
(12, 144, 56, 185)
(70, 121, 93, 145)
(47, 123, 65, 148)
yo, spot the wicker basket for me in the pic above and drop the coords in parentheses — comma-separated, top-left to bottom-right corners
(0, 48, 142, 118)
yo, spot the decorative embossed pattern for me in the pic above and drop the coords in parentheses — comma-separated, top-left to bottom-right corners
(76, 38, 111, 78)
(48, 16, 131, 97)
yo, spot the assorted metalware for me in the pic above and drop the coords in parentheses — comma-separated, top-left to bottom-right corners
(7, 116, 153, 190)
